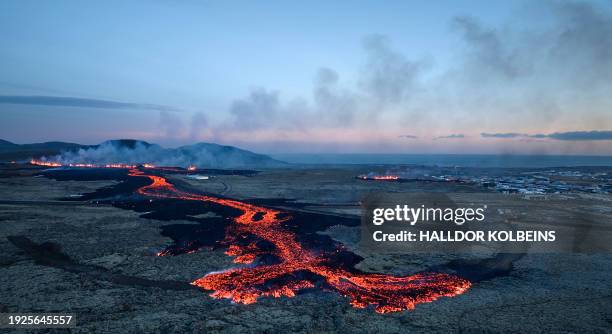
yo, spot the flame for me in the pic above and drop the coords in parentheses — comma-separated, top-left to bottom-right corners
(104, 163, 137, 168)
(187, 165, 197, 171)
(358, 175, 400, 181)
(29, 160, 199, 173)
(128, 168, 471, 313)
(69, 163, 97, 168)
(30, 159, 62, 167)
(30, 160, 140, 169)
(374, 175, 399, 180)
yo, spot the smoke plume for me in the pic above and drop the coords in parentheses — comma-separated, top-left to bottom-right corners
(48, 140, 285, 168)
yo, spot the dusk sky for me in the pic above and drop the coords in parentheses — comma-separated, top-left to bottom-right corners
(1, 0, 612, 154)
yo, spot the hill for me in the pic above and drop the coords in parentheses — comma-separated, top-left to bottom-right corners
(0, 139, 286, 168)
(0, 139, 85, 161)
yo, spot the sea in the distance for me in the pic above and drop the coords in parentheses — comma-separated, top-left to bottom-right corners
(271, 154, 612, 168)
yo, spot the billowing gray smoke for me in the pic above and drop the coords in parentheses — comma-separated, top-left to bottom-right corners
(48, 140, 286, 168)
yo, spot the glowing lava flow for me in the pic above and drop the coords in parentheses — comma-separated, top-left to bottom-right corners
(30, 160, 137, 169)
(29, 159, 62, 167)
(129, 169, 470, 313)
(358, 175, 401, 181)
(372, 175, 400, 180)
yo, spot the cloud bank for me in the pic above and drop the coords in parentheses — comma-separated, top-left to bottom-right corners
(0, 95, 180, 112)
(434, 134, 465, 140)
(481, 133, 526, 139)
(481, 130, 612, 141)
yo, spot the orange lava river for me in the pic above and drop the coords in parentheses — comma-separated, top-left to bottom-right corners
(128, 168, 471, 313)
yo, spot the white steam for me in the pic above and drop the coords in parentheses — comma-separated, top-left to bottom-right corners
(47, 141, 285, 168)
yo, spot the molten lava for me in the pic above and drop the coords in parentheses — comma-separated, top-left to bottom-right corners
(30, 160, 139, 169)
(29, 160, 187, 171)
(127, 168, 471, 313)
(104, 163, 138, 168)
(30, 159, 62, 167)
(358, 175, 401, 181)
(373, 175, 400, 180)
(69, 163, 98, 168)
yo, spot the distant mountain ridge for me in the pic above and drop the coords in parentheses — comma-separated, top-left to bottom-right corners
(0, 139, 286, 168)
(102, 139, 156, 149)
(0, 139, 86, 161)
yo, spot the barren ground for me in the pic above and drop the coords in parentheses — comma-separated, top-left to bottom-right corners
(0, 165, 611, 333)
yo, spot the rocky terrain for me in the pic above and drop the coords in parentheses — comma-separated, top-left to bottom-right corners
(0, 163, 611, 333)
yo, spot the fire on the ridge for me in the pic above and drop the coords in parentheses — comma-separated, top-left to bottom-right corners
(358, 174, 400, 181)
(29, 159, 62, 167)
